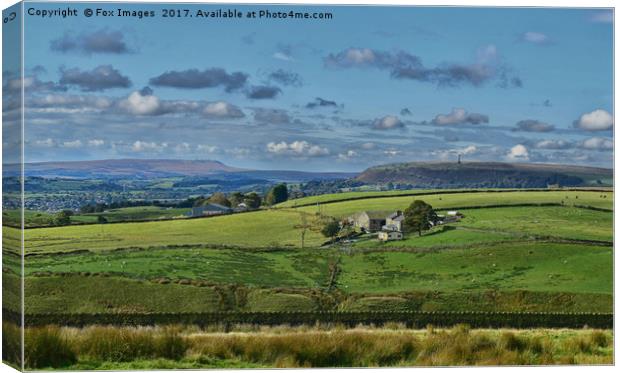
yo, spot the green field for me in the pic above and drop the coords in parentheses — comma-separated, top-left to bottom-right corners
(3, 206, 191, 228)
(277, 188, 441, 207)
(296, 190, 612, 218)
(352, 226, 517, 249)
(339, 242, 612, 294)
(281, 189, 612, 209)
(5, 189, 613, 316)
(17, 248, 331, 288)
(18, 209, 326, 254)
(16, 190, 612, 254)
(457, 206, 612, 242)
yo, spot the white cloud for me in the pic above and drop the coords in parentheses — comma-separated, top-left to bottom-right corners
(521, 32, 550, 44)
(580, 137, 613, 150)
(432, 145, 478, 160)
(175, 142, 191, 153)
(203, 101, 244, 119)
(197, 144, 218, 153)
(574, 109, 613, 131)
(131, 140, 167, 152)
(88, 139, 105, 147)
(432, 108, 489, 125)
(227, 147, 251, 157)
(361, 142, 376, 150)
(344, 48, 376, 65)
(35, 138, 55, 147)
(338, 150, 359, 160)
(506, 144, 529, 161)
(32, 94, 113, 109)
(373, 115, 404, 130)
(460, 145, 478, 155)
(62, 140, 83, 148)
(266, 140, 329, 157)
(119, 91, 161, 115)
(534, 139, 572, 149)
(273, 52, 294, 61)
(383, 149, 401, 157)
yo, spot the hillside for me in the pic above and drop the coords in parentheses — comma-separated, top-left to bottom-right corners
(3, 159, 240, 178)
(4, 159, 356, 180)
(355, 161, 612, 188)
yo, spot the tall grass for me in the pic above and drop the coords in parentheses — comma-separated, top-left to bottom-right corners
(2, 322, 22, 368)
(15, 323, 613, 369)
(24, 326, 76, 368)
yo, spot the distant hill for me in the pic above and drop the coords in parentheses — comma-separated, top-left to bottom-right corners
(355, 161, 613, 188)
(4, 158, 356, 181)
(4, 159, 241, 178)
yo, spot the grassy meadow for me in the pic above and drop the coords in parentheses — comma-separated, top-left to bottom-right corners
(338, 242, 612, 294)
(295, 190, 613, 218)
(14, 190, 612, 255)
(18, 209, 326, 254)
(1, 188, 610, 316)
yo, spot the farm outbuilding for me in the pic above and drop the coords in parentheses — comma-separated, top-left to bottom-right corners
(378, 230, 403, 241)
(347, 211, 390, 232)
(187, 203, 233, 217)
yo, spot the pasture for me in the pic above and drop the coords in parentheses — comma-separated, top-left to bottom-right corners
(296, 190, 612, 218)
(19, 248, 331, 288)
(338, 242, 612, 294)
(7, 188, 614, 318)
(17, 190, 612, 254)
(456, 206, 612, 242)
(20, 209, 325, 254)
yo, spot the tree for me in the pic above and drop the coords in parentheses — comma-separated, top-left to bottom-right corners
(53, 210, 73, 226)
(403, 200, 438, 237)
(97, 215, 108, 224)
(207, 192, 231, 207)
(243, 192, 262, 209)
(321, 219, 341, 241)
(229, 192, 244, 207)
(265, 183, 288, 206)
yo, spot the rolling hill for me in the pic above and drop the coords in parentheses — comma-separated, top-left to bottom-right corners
(4, 159, 356, 181)
(355, 161, 612, 188)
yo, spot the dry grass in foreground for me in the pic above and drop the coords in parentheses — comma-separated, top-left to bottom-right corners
(4, 323, 613, 369)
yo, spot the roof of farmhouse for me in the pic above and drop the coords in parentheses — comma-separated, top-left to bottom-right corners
(352, 210, 394, 220)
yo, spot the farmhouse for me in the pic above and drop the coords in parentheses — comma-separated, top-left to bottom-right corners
(347, 211, 390, 232)
(233, 202, 249, 212)
(187, 203, 233, 217)
(348, 210, 406, 242)
(382, 210, 404, 232)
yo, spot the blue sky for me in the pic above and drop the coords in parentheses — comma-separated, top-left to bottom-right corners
(3, 2, 613, 171)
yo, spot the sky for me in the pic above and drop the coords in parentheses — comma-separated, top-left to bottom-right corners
(2, 2, 614, 171)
